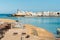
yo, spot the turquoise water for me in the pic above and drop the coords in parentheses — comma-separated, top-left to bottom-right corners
(0, 14, 60, 37)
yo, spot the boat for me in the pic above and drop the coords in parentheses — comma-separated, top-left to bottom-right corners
(12, 14, 25, 17)
(56, 28, 60, 38)
(57, 28, 60, 35)
(12, 10, 26, 17)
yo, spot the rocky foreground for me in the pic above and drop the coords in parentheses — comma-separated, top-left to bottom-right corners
(0, 19, 56, 40)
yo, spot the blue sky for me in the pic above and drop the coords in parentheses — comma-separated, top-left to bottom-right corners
(0, 0, 60, 13)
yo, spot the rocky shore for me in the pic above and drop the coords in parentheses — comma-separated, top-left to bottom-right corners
(0, 19, 56, 40)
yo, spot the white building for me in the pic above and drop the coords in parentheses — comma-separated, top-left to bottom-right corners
(25, 12, 33, 16)
(36, 12, 43, 16)
(13, 10, 60, 17)
(43, 11, 50, 16)
(52, 12, 58, 16)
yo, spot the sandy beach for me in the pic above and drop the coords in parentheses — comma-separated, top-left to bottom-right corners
(0, 18, 16, 23)
(0, 19, 55, 40)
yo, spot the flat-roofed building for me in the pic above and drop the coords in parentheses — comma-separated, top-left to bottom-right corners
(43, 11, 50, 16)
(36, 12, 43, 16)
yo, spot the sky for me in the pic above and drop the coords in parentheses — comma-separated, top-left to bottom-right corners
(0, 0, 60, 13)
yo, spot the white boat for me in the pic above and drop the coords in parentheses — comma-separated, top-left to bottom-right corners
(12, 10, 26, 17)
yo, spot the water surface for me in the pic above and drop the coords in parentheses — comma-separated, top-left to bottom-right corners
(0, 14, 60, 37)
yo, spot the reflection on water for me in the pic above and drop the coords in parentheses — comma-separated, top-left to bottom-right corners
(0, 17, 60, 37)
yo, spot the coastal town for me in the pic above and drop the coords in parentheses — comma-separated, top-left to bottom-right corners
(0, 0, 60, 40)
(12, 10, 60, 17)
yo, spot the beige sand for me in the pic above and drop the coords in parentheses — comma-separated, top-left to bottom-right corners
(1, 29, 40, 40)
(24, 24, 55, 38)
(1, 28, 55, 40)
(0, 18, 16, 23)
(0, 19, 55, 40)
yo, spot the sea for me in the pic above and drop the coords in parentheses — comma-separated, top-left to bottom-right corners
(0, 14, 60, 37)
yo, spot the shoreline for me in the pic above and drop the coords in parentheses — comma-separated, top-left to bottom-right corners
(10, 14, 60, 17)
(0, 18, 58, 40)
(0, 18, 16, 23)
